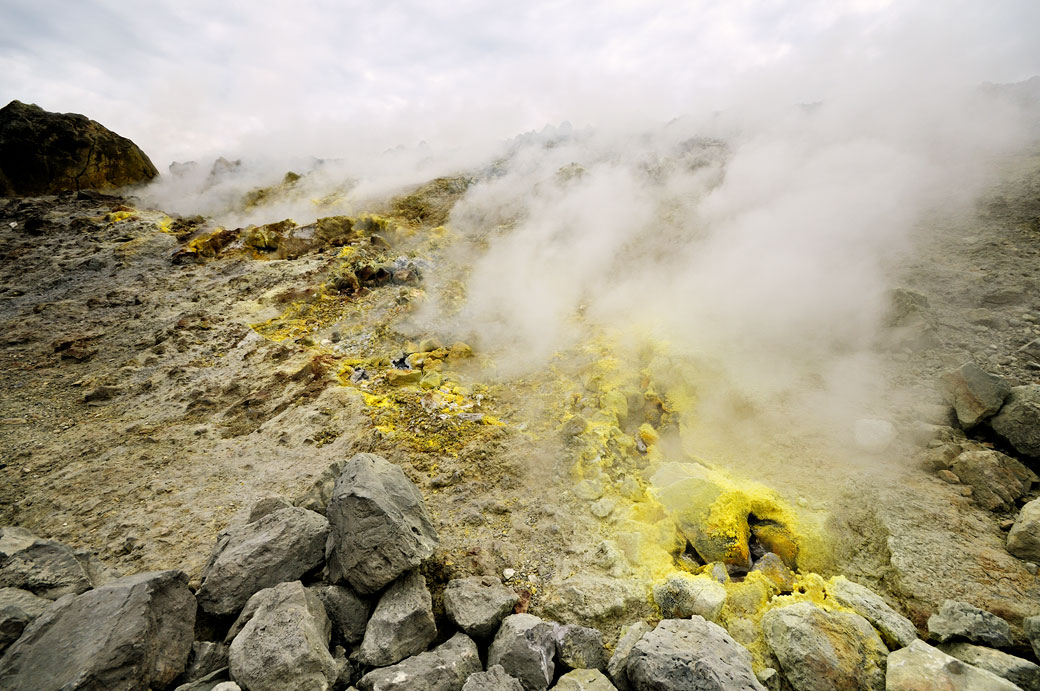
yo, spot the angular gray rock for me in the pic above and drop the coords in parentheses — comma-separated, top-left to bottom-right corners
(1008, 498, 1040, 562)
(554, 669, 617, 691)
(310, 583, 372, 645)
(462, 665, 524, 691)
(990, 385, 1040, 458)
(357, 632, 481, 691)
(248, 496, 293, 523)
(555, 624, 607, 671)
(488, 613, 556, 691)
(949, 449, 1036, 511)
(196, 506, 329, 615)
(0, 525, 116, 599)
(211, 683, 241, 691)
(227, 581, 337, 691)
(942, 363, 1011, 428)
(651, 573, 726, 620)
(827, 576, 918, 649)
(938, 641, 1040, 690)
(0, 570, 196, 691)
(606, 621, 651, 691)
(625, 617, 765, 691)
(358, 570, 436, 667)
(0, 588, 50, 653)
(325, 453, 438, 594)
(926, 599, 1013, 647)
(761, 602, 887, 691)
(183, 641, 230, 684)
(443, 576, 519, 639)
(1026, 616, 1040, 660)
(886, 640, 1021, 690)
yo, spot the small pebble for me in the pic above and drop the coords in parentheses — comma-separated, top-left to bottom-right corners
(503, 568, 516, 580)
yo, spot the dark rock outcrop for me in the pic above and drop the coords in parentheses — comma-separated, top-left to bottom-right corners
(358, 570, 436, 667)
(990, 385, 1040, 459)
(0, 570, 196, 691)
(357, 632, 482, 691)
(0, 100, 158, 196)
(487, 613, 556, 691)
(443, 576, 519, 639)
(0, 526, 116, 599)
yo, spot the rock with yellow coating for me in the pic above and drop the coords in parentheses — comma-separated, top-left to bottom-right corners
(651, 573, 725, 620)
(826, 576, 917, 650)
(749, 553, 796, 593)
(386, 369, 422, 387)
(761, 601, 887, 691)
(886, 640, 1020, 690)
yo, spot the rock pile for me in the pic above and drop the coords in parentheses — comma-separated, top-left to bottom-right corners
(3, 452, 1040, 691)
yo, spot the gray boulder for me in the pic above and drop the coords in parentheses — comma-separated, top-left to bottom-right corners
(927, 599, 1013, 647)
(325, 453, 438, 594)
(827, 576, 918, 649)
(625, 617, 764, 691)
(554, 669, 617, 691)
(886, 640, 1020, 690)
(227, 581, 337, 691)
(310, 583, 372, 645)
(651, 573, 725, 620)
(357, 632, 481, 691)
(555, 624, 607, 671)
(196, 506, 329, 616)
(0, 570, 196, 691)
(183, 641, 230, 684)
(0, 588, 50, 653)
(949, 449, 1036, 511)
(0, 526, 116, 599)
(1026, 616, 1040, 659)
(462, 665, 524, 691)
(358, 570, 436, 667)
(487, 613, 556, 691)
(443, 576, 518, 639)
(990, 385, 1040, 458)
(1008, 498, 1040, 562)
(248, 496, 293, 523)
(761, 602, 886, 691)
(606, 621, 651, 691)
(942, 363, 1011, 428)
(211, 684, 241, 691)
(938, 641, 1040, 690)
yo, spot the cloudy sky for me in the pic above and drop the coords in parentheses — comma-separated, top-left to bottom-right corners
(1, 0, 1038, 167)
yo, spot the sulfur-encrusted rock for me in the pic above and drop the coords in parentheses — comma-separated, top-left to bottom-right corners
(625, 617, 765, 691)
(761, 601, 887, 691)
(444, 576, 519, 639)
(1008, 498, 1040, 562)
(942, 363, 1011, 428)
(0, 100, 158, 196)
(227, 581, 337, 691)
(949, 449, 1036, 511)
(750, 553, 796, 592)
(990, 385, 1040, 458)
(325, 453, 438, 594)
(488, 613, 556, 691)
(309, 583, 371, 645)
(0, 525, 116, 599)
(826, 576, 917, 649)
(0, 570, 196, 691)
(554, 624, 607, 671)
(652, 572, 726, 620)
(357, 632, 481, 691)
(358, 570, 436, 667)
(554, 668, 617, 691)
(886, 640, 1020, 690)
(926, 599, 1013, 648)
(462, 664, 524, 691)
(196, 507, 329, 616)
(938, 641, 1040, 690)
(606, 621, 651, 691)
